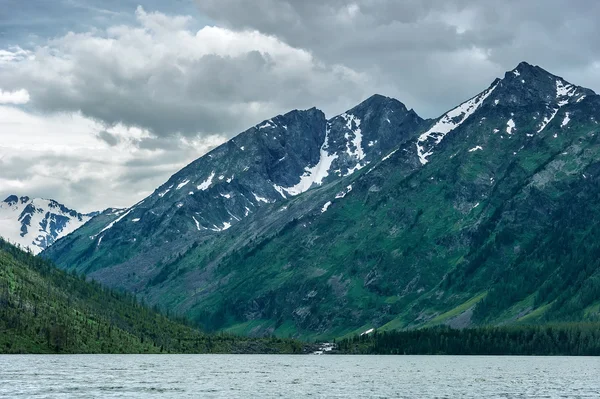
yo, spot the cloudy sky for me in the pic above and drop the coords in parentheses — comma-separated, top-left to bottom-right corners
(1, 0, 599, 212)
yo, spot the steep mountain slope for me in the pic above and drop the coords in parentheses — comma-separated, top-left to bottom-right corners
(0, 196, 96, 254)
(189, 61, 600, 337)
(0, 238, 302, 353)
(46, 62, 600, 339)
(44, 95, 424, 276)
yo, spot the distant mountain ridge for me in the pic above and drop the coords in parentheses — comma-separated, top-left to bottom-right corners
(46, 62, 600, 339)
(0, 195, 96, 254)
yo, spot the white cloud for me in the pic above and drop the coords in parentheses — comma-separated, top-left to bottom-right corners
(0, 6, 369, 137)
(0, 105, 226, 212)
(0, 47, 32, 65)
(0, 89, 30, 104)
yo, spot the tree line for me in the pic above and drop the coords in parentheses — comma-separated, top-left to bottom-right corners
(0, 238, 303, 354)
(337, 324, 600, 355)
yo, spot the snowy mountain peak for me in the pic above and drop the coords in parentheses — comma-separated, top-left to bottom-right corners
(54, 96, 424, 257)
(0, 195, 94, 254)
(493, 62, 594, 106)
(3, 195, 30, 206)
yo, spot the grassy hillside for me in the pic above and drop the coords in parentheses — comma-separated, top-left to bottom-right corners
(0, 238, 303, 354)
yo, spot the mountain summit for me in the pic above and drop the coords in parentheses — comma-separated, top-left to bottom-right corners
(491, 62, 593, 108)
(0, 196, 95, 254)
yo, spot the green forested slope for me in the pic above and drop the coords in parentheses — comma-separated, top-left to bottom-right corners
(0, 238, 302, 353)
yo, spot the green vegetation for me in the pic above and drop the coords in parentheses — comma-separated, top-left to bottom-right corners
(338, 324, 600, 355)
(0, 238, 303, 354)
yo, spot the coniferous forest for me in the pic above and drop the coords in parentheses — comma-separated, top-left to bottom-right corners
(0, 238, 303, 354)
(338, 325, 600, 355)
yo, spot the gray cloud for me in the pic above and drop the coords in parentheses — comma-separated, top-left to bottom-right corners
(0, 102, 227, 212)
(97, 130, 120, 146)
(196, 0, 600, 117)
(0, 7, 370, 139)
(0, 140, 223, 212)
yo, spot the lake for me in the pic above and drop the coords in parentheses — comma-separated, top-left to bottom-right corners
(0, 355, 599, 398)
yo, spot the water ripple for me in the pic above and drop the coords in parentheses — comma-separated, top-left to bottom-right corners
(0, 355, 599, 398)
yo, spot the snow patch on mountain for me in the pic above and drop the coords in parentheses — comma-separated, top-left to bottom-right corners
(211, 221, 232, 232)
(506, 119, 516, 135)
(98, 209, 132, 235)
(258, 120, 275, 129)
(344, 162, 367, 177)
(282, 124, 338, 196)
(417, 82, 498, 165)
(382, 149, 398, 161)
(253, 193, 271, 203)
(538, 108, 560, 133)
(561, 112, 571, 127)
(556, 79, 577, 103)
(335, 185, 353, 199)
(197, 172, 215, 191)
(176, 179, 190, 190)
(537, 79, 579, 133)
(192, 216, 203, 231)
(158, 185, 173, 198)
(273, 184, 288, 199)
(341, 113, 365, 161)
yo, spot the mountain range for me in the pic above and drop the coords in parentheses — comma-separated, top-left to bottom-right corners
(29, 62, 600, 339)
(0, 196, 96, 255)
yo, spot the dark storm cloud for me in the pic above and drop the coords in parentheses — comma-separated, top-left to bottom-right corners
(196, 0, 600, 117)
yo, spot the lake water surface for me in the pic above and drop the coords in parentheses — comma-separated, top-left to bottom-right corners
(0, 355, 599, 398)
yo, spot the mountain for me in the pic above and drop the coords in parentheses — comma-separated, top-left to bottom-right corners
(43, 96, 424, 276)
(0, 238, 302, 353)
(0, 196, 96, 255)
(46, 62, 600, 339)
